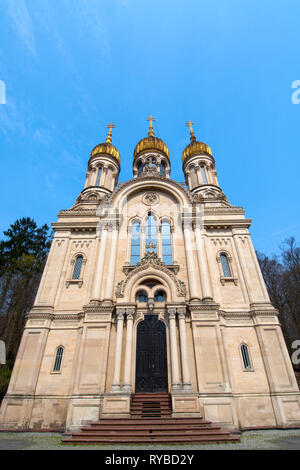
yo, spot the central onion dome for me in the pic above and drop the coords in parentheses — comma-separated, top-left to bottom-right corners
(133, 116, 170, 160)
(182, 121, 212, 163)
(90, 123, 120, 164)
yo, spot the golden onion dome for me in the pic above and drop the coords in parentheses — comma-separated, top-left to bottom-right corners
(134, 136, 170, 159)
(90, 142, 120, 163)
(90, 123, 120, 164)
(182, 140, 212, 163)
(182, 121, 212, 163)
(134, 116, 170, 159)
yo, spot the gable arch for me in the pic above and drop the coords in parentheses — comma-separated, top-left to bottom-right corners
(111, 178, 192, 213)
(116, 267, 185, 303)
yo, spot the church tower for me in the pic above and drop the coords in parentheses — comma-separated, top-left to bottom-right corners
(1, 118, 300, 434)
(183, 121, 219, 193)
(132, 116, 171, 178)
(79, 123, 120, 205)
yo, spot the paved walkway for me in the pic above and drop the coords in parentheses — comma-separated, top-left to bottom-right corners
(0, 429, 300, 450)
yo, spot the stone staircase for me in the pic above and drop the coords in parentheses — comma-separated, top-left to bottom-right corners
(62, 393, 240, 444)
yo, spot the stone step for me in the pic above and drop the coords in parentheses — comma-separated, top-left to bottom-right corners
(81, 424, 222, 431)
(72, 429, 229, 437)
(91, 418, 210, 425)
(62, 434, 240, 444)
(133, 393, 170, 397)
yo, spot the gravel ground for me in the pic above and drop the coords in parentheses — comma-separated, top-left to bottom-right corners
(0, 429, 300, 450)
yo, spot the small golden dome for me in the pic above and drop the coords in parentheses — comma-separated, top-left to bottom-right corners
(134, 115, 170, 160)
(90, 142, 121, 163)
(182, 120, 212, 163)
(134, 136, 170, 160)
(90, 123, 120, 164)
(182, 140, 212, 163)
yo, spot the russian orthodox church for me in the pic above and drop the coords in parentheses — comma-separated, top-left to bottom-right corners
(1, 118, 300, 432)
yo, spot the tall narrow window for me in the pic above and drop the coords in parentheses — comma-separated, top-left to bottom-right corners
(220, 253, 231, 277)
(131, 221, 141, 265)
(72, 255, 83, 279)
(138, 162, 143, 176)
(96, 167, 102, 186)
(161, 220, 172, 264)
(241, 344, 251, 369)
(146, 213, 157, 253)
(53, 346, 64, 372)
(160, 161, 166, 177)
(201, 165, 207, 184)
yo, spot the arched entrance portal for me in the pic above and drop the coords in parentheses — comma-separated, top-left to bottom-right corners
(135, 315, 168, 393)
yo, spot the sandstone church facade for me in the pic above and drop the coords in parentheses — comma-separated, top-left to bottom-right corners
(1, 119, 300, 431)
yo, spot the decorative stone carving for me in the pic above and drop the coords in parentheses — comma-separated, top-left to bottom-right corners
(143, 192, 160, 206)
(116, 251, 186, 298)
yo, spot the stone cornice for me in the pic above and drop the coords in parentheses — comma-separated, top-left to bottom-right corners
(83, 300, 114, 315)
(26, 311, 85, 321)
(51, 222, 97, 232)
(204, 207, 245, 215)
(188, 300, 220, 312)
(204, 219, 252, 229)
(58, 209, 98, 216)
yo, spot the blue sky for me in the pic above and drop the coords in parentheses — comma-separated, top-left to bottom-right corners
(0, 0, 299, 255)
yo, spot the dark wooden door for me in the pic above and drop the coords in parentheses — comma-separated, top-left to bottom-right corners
(135, 315, 168, 393)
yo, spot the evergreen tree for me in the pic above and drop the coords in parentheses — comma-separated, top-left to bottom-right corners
(0, 218, 52, 365)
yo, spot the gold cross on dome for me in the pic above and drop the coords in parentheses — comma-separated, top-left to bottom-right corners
(147, 115, 156, 137)
(186, 120, 196, 141)
(186, 120, 195, 135)
(106, 122, 116, 143)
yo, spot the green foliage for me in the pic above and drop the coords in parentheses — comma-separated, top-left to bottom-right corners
(0, 363, 12, 401)
(0, 217, 52, 367)
(0, 217, 51, 276)
(257, 237, 300, 366)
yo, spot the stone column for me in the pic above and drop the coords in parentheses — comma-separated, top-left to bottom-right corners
(196, 166, 203, 185)
(91, 227, 108, 301)
(91, 167, 97, 186)
(111, 172, 117, 191)
(194, 226, 213, 300)
(100, 166, 106, 187)
(111, 310, 125, 391)
(123, 309, 135, 391)
(183, 226, 200, 301)
(84, 171, 90, 188)
(171, 225, 177, 263)
(178, 308, 192, 390)
(103, 225, 119, 302)
(140, 226, 146, 258)
(168, 308, 180, 390)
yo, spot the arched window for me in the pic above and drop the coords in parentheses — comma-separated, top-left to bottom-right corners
(241, 344, 251, 370)
(131, 221, 141, 265)
(137, 290, 148, 302)
(72, 255, 83, 279)
(160, 161, 166, 177)
(53, 346, 64, 372)
(161, 220, 172, 264)
(154, 290, 166, 302)
(201, 165, 207, 184)
(146, 213, 157, 253)
(220, 253, 231, 277)
(96, 167, 102, 186)
(138, 162, 143, 176)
